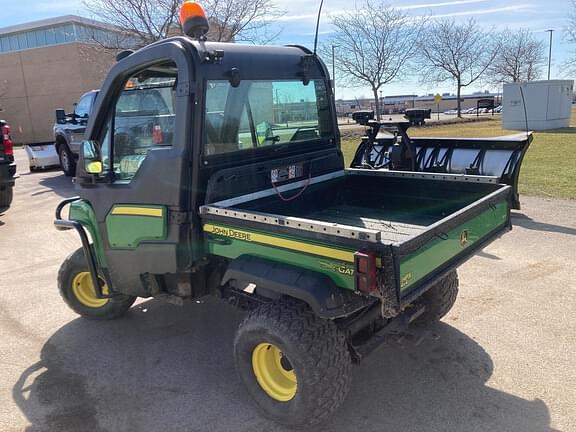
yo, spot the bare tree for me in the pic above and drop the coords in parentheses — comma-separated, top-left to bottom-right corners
(84, 0, 181, 48)
(565, 0, 576, 72)
(324, 1, 426, 120)
(84, 0, 282, 49)
(418, 18, 498, 117)
(202, 0, 283, 43)
(490, 28, 545, 83)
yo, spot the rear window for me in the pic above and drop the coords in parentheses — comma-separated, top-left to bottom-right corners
(204, 79, 335, 156)
(116, 86, 174, 116)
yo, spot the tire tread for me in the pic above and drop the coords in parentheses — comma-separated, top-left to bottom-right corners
(235, 298, 351, 426)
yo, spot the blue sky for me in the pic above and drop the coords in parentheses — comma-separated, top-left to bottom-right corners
(3, 0, 574, 99)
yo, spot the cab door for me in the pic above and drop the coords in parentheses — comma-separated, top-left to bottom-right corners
(79, 42, 195, 296)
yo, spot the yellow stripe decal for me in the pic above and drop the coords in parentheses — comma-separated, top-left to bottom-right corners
(203, 224, 355, 263)
(111, 206, 164, 217)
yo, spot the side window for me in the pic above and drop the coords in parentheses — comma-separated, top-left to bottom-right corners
(75, 93, 93, 118)
(103, 61, 177, 182)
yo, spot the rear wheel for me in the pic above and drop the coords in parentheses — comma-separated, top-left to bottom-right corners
(58, 144, 76, 177)
(58, 248, 135, 320)
(414, 270, 459, 325)
(0, 186, 13, 213)
(234, 299, 351, 427)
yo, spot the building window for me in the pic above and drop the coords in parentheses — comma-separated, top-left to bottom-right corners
(54, 26, 66, 44)
(0, 21, 125, 53)
(26, 32, 36, 49)
(35, 30, 47, 47)
(9, 35, 20, 51)
(45, 28, 56, 45)
(17, 34, 27, 50)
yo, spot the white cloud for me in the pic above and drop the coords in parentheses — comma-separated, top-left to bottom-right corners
(398, 0, 491, 11)
(276, 13, 322, 22)
(276, 0, 505, 22)
(431, 4, 533, 18)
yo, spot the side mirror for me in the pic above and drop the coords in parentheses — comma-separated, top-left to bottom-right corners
(56, 109, 66, 124)
(77, 140, 103, 183)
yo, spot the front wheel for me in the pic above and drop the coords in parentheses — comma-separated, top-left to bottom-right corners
(234, 299, 352, 427)
(0, 186, 13, 213)
(58, 248, 135, 320)
(58, 144, 76, 177)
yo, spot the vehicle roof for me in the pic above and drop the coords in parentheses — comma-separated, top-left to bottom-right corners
(77, 90, 99, 102)
(143, 37, 329, 82)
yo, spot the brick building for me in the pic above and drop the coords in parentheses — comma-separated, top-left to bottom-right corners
(0, 16, 122, 144)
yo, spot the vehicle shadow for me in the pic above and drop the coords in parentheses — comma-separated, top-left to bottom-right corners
(13, 298, 551, 432)
(34, 174, 75, 198)
(512, 212, 576, 236)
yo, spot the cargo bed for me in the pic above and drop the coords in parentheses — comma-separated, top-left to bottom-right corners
(200, 169, 511, 307)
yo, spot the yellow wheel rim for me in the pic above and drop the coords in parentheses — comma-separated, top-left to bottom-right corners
(252, 342, 297, 401)
(71, 272, 109, 308)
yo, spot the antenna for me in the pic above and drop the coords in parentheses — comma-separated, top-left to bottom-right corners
(313, 0, 324, 55)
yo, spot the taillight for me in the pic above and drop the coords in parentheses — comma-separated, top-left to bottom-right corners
(152, 125, 163, 144)
(354, 250, 378, 295)
(2, 124, 13, 156)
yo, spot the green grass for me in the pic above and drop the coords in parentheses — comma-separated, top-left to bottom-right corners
(341, 109, 576, 200)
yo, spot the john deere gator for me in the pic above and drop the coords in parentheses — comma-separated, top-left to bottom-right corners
(54, 1, 530, 426)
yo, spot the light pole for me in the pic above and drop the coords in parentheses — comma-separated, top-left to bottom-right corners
(546, 29, 554, 80)
(331, 44, 339, 93)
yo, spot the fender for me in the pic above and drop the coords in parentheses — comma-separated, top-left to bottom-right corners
(66, 199, 107, 268)
(55, 197, 110, 299)
(54, 133, 71, 154)
(222, 255, 373, 319)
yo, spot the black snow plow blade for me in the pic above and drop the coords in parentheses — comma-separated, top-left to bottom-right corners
(350, 121, 532, 209)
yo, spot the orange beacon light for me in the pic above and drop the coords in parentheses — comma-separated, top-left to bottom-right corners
(180, 1, 210, 39)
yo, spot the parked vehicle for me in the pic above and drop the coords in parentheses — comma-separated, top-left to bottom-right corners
(53, 90, 98, 176)
(54, 2, 530, 426)
(0, 119, 16, 213)
(404, 107, 431, 125)
(351, 110, 374, 124)
(25, 143, 60, 171)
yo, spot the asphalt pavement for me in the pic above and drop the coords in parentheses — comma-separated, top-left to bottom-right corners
(0, 148, 574, 432)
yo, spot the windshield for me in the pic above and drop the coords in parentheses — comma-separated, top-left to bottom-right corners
(204, 79, 335, 156)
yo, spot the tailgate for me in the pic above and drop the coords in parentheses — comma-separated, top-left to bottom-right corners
(395, 185, 511, 303)
(352, 133, 531, 209)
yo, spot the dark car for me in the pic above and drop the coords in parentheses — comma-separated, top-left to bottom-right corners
(0, 119, 17, 213)
(54, 86, 174, 177)
(53, 90, 99, 176)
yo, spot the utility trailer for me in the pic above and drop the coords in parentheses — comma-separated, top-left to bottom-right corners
(53, 1, 528, 427)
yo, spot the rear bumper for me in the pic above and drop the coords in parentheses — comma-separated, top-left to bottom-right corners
(0, 162, 17, 187)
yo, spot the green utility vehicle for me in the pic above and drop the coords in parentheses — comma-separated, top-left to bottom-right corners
(54, 6, 530, 426)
